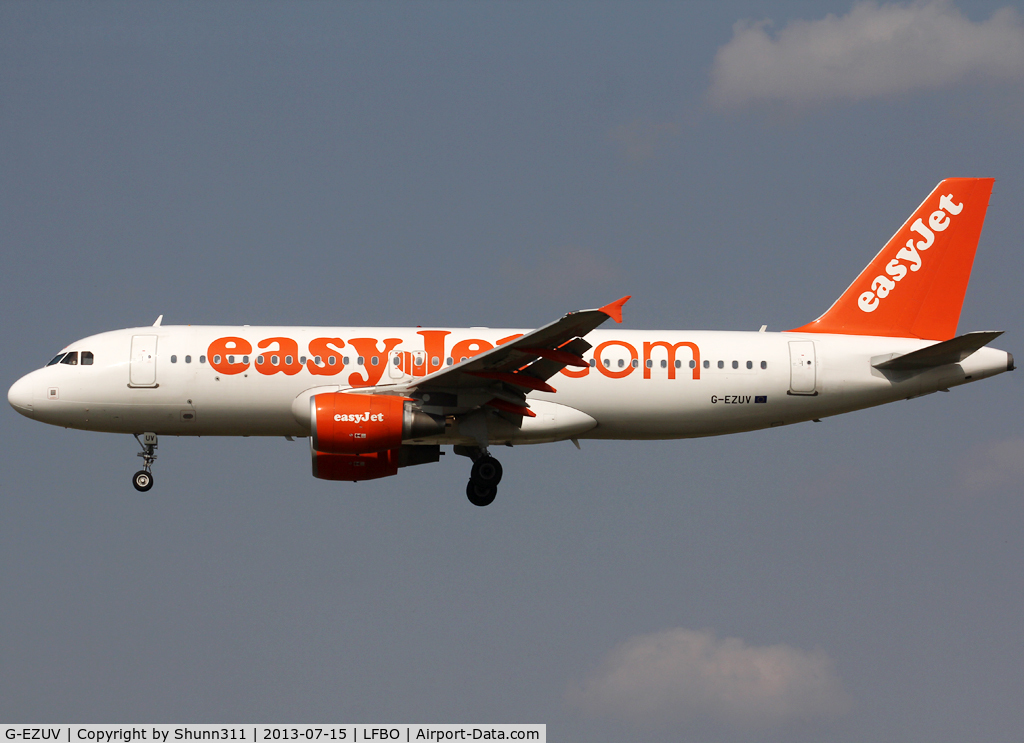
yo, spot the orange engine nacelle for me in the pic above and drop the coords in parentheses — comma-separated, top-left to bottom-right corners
(312, 449, 399, 482)
(312, 444, 443, 482)
(310, 392, 445, 455)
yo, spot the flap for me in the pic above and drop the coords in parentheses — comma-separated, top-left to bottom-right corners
(377, 297, 630, 423)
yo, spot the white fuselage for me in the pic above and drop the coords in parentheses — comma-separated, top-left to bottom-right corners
(7, 325, 1012, 445)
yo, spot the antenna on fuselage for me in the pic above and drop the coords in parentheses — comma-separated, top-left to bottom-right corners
(153, 315, 163, 327)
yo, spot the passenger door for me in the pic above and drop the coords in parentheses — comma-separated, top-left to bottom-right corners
(788, 341, 816, 395)
(129, 335, 159, 387)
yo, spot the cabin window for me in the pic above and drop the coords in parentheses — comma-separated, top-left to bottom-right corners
(227, 355, 235, 364)
(185, 355, 192, 363)
(732, 360, 738, 369)
(631, 359, 639, 368)
(81, 351, 94, 365)
(371, 356, 379, 366)
(357, 356, 364, 366)
(430, 356, 439, 367)
(316, 356, 324, 365)
(646, 359, 653, 369)
(590, 359, 596, 367)
(171, 355, 178, 363)
(213, 355, 221, 364)
(285, 355, 293, 365)
(717, 360, 724, 369)
(271, 355, 279, 365)
(689, 360, 696, 369)
(300, 356, 306, 365)
(746, 360, 753, 369)
(603, 359, 611, 368)
(257, 356, 265, 364)
(343, 356, 350, 365)
(660, 359, 667, 369)
(617, 359, 625, 368)
(60, 352, 78, 365)
(243, 356, 250, 364)
(761, 361, 767, 369)
(703, 360, 710, 369)
(199, 355, 206, 364)
(446, 357, 453, 366)
(46, 353, 66, 366)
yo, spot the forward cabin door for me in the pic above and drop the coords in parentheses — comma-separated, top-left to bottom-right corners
(129, 334, 159, 387)
(788, 341, 816, 395)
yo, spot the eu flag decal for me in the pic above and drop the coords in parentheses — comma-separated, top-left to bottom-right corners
(754, 396, 768, 403)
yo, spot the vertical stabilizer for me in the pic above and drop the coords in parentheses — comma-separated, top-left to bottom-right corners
(791, 178, 993, 340)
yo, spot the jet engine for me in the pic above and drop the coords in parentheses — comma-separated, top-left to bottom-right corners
(312, 444, 442, 482)
(310, 392, 445, 455)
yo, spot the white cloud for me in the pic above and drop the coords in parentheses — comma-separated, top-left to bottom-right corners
(958, 437, 1024, 493)
(709, 0, 1024, 107)
(569, 628, 852, 730)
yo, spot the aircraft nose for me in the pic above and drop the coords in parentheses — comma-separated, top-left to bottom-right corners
(8, 374, 36, 417)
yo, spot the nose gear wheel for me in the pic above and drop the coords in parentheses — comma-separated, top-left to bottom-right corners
(133, 470, 154, 492)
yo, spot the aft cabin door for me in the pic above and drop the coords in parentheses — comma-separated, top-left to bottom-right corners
(788, 341, 816, 395)
(130, 335, 158, 387)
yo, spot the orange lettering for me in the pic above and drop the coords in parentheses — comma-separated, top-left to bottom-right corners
(208, 337, 252, 375)
(416, 330, 452, 374)
(594, 340, 637, 379)
(450, 338, 493, 362)
(347, 337, 402, 387)
(643, 341, 700, 380)
(255, 337, 303, 376)
(307, 337, 346, 376)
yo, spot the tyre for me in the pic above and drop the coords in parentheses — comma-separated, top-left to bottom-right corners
(466, 480, 497, 507)
(133, 470, 154, 492)
(470, 456, 503, 486)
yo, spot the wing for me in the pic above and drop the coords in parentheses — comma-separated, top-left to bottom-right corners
(384, 296, 630, 420)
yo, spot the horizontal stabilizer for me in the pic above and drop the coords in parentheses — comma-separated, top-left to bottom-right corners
(872, 331, 1003, 371)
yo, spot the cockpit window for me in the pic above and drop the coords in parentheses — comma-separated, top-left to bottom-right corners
(46, 353, 66, 366)
(60, 351, 79, 365)
(81, 351, 94, 365)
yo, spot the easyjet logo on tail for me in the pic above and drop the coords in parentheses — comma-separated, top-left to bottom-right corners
(858, 193, 963, 313)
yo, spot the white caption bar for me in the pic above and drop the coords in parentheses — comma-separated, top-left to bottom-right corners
(1, 727, 545, 743)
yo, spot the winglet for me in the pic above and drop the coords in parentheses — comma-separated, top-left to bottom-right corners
(599, 296, 631, 324)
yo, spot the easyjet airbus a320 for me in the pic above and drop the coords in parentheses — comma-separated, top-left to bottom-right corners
(8, 179, 1014, 505)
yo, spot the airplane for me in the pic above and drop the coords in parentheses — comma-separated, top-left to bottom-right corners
(7, 178, 1014, 506)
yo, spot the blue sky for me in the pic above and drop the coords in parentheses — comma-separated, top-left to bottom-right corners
(2, 2, 1023, 740)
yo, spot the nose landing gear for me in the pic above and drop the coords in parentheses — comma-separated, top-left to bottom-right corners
(456, 445, 503, 506)
(132, 432, 158, 492)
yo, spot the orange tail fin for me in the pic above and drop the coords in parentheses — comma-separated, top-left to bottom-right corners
(791, 178, 994, 340)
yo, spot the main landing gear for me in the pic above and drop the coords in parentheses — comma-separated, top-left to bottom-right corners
(132, 432, 158, 492)
(456, 445, 503, 506)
